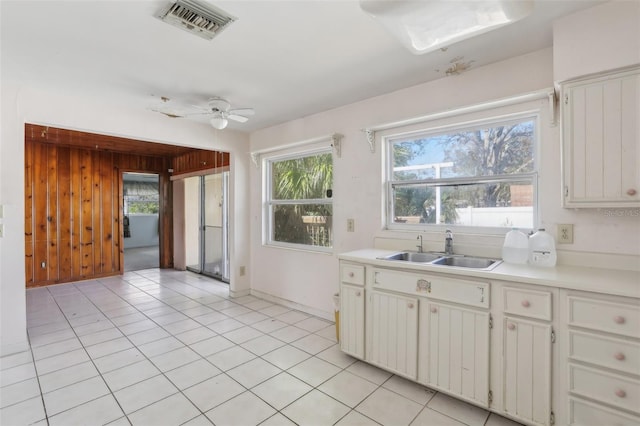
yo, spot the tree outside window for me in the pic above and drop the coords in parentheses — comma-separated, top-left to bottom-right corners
(267, 150, 333, 249)
(389, 116, 536, 229)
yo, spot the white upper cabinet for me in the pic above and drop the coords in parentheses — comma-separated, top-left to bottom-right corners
(561, 66, 640, 207)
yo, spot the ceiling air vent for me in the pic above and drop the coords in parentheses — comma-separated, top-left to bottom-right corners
(158, 0, 236, 41)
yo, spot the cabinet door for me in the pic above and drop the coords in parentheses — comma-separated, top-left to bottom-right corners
(340, 283, 365, 359)
(503, 317, 552, 426)
(368, 290, 418, 379)
(563, 67, 640, 207)
(426, 302, 490, 406)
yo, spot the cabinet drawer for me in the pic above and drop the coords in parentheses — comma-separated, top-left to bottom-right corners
(568, 296, 640, 338)
(569, 330, 640, 376)
(341, 263, 364, 285)
(569, 364, 640, 414)
(372, 268, 488, 308)
(569, 397, 640, 426)
(503, 286, 552, 321)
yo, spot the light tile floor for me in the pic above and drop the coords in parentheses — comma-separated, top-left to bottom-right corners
(1, 269, 524, 426)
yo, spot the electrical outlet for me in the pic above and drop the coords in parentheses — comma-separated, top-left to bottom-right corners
(347, 219, 355, 232)
(0, 224, 3, 238)
(239, 266, 246, 276)
(557, 224, 574, 244)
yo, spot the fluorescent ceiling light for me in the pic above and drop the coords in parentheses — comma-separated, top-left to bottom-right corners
(360, 0, 534, 55)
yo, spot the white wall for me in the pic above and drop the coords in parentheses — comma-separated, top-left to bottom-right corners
(250, 44, 640, 319)
(553, 0, 640, 82)
(0, 84, 251, 355)
(123, 215, 159, 249)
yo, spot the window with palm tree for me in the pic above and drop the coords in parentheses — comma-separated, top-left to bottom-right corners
(388, 114, 537, 229)
(266, 150, 333, 250)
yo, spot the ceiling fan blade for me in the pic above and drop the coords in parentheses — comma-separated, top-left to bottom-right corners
(229, 108, 254, 116)
(227, 114, 249, 123)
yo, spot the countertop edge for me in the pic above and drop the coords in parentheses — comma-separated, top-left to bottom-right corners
(337, 249, 640, 299)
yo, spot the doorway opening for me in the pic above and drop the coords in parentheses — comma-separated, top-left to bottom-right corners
(185, 172, 230, 283)
(123, 172, 160, 271)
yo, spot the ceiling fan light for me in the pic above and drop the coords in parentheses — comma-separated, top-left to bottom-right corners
(359, 0, 534, 55)
(210, 116, 228, 130)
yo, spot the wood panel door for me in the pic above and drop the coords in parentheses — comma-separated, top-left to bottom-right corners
(367, 290, 419, 379)
(425, 301, 490, 407)
(503, 317, 552, 426)
(340, 283, 365, 359)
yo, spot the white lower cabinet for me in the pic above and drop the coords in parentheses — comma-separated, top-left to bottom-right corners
(367, 290, 419, 379)
(503, 316, 552, 425)
(339, 283, 365, 359)
(421, 301, 490, 407)
(560, 290, 640, 425)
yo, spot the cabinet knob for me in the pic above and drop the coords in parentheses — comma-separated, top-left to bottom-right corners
(348, 272, 354, 278)
(614, 352, 626, 361)
(355, 291, 361, 297)
(430, 307, 438, 314)
(507, 323, 516, 331)
(613, 316, 626, 325)
(521, 300, 530, 308)
(407, 302, 414, 309)
(627, 188, 637, 196)
(615, 389, 627, 398)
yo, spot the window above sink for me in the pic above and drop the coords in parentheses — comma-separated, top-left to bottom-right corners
(380, 93, 549, 235)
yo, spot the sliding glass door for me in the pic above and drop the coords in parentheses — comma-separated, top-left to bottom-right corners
(185, 172, 229, 283)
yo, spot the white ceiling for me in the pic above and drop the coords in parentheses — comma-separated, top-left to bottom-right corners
(1, 0, 603, 133)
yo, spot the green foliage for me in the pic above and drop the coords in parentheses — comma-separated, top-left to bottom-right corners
(271, 152, 333, 247)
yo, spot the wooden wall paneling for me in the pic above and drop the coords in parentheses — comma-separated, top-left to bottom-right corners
(57, 147, 72, 281)
(24, 140, 34, 285)
(159, 170, 173, 268)
(47, 144, 59, 281)
(25, 124, 180, 287)
(115, 166, 123, 273)
(171, 149, 228, 176)
(101, 154, 115, 274)
(33, 142, 49, 284)
(80, 149, 94, 278)
(92, 151, 103, 275)
(70, 148, 83, 280)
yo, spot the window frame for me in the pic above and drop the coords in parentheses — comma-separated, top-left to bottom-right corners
(384, 110, 540, 234)
(263, 146, 334, 253)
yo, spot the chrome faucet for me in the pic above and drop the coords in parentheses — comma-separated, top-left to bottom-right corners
(416, 235, 423, 253)
(444, 229, 454, 255)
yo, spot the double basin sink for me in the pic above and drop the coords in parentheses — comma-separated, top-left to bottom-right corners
(378, 251, 502, 271)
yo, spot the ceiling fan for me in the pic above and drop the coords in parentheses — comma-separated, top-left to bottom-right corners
(152, 96, 254, 129)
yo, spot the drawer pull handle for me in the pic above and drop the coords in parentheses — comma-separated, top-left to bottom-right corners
(521, 300, 530, 308)
(627, 188, 637, 196)
(431, 307, 438, 314)
(355, 291, 361, 297)
(615, 389, 627, 398)
(416, 279, 431, 293)
(613, 316, 626, 325)
(614, 352, 626, 361)
(348, 272, 354, 278)
(508, 323, 516, 331)
(407, 302, 414, 309)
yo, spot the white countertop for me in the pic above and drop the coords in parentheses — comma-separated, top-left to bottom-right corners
(338, 249, 640, 298)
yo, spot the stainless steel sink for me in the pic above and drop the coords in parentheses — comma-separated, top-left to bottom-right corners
(378, 252, 443, 263)
(431, 256, 502, 270)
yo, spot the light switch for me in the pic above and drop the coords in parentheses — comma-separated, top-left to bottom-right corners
(0, 224, 4, 238)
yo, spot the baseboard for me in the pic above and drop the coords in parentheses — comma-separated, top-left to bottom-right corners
(1, 338, 29, 357)
(229, 288, 251, 298)
(249, 289, 334, 322)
